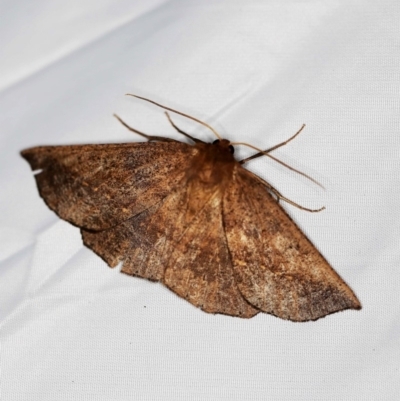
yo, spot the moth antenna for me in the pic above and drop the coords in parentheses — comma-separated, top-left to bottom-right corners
(126, 93, 222, 140)
(240, 124, 305, 163)
(233, 137, 324, 189)
(113, 114, 178, 143)
(247, 169, 325, 213)
(164, 112, 204, 144)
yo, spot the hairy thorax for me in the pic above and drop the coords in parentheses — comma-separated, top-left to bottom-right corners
(178, 140, 237, 221)
(188, 140, 236, 189)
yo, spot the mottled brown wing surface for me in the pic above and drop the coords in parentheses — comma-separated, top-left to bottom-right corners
(82, 179, 259, 318)
(21, 142, 196, 230)
(223, 166, 361, 322)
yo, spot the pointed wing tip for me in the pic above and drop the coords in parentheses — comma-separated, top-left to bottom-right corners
(293, 303, 362, 322)
(20, 147, 40, 169)
(351, 298, 362, 311)
(20, 148, 30, 160)
(346, 288, 362, 311)
(314, 295, 362, 321)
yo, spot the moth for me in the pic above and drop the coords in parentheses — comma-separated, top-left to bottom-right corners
(21, 95, 361, 321)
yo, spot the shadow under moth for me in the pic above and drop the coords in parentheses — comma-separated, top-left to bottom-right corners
(21, 94, 361, 321)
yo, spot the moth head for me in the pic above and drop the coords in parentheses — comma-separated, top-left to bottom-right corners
(212, 139, 235, 154)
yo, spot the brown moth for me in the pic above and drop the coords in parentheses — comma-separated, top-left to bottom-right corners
(21, 95, 361, 321)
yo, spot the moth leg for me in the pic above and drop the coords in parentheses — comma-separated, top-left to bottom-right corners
(164, 112, 205, 144)
(246, 169, 325, 213)
(269, 187, 325, 213)
(113, 114, 180, 143)
(239, 124, 305, 164)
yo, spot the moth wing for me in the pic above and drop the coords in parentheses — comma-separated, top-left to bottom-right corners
(21, 142, 195, 230)
(162, 186, 259, 318)
(223, 166, 361, 321)
(82, 180, 259, 318)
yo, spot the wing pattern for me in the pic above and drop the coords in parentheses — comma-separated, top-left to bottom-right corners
(82, 178, 259, 318)
(222, 166, 361, 321)
(21, 142, 196, 230)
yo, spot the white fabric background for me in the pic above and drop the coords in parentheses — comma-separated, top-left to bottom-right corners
(1, 0, 399, 399)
